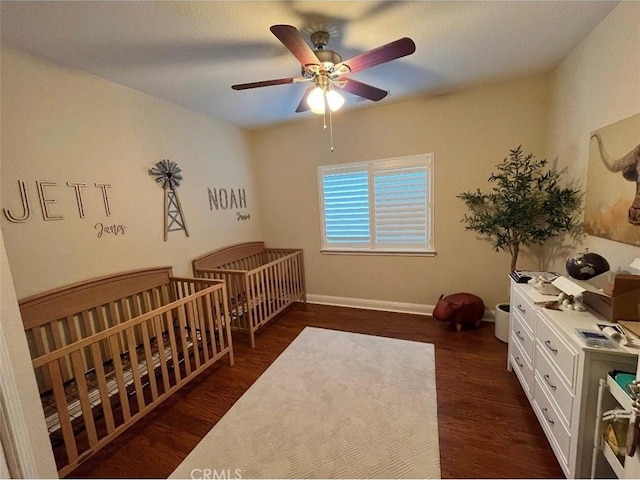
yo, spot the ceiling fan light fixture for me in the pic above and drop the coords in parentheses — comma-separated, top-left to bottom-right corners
(307, 86, 325, 113)
(307, 86, 344, 114)
(326, 89, 345, 111)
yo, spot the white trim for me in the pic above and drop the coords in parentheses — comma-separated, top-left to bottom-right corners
(306, 294, 496, 321)
(307, 294, 432, 315)
(0, 228, 58, 478)
(0, 435, 10, 479)
(320, 249, 437, 257)
(0, 311, 39, 479)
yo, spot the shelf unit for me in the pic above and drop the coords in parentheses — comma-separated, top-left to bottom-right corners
(608, 374, 634, 411)
(592, 373, 636, 478)
(603, 441, 625, 478)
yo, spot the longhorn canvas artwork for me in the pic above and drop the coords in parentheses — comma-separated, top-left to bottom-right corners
(585, 113, 640, 246)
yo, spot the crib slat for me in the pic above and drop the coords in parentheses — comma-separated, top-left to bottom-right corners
(135, 291, 158, 400)
(220, 285, 234, 365)
(139, 320, 159, 401)
(70, 350, 99, 447)
(33, 326, 53, 392)
(90, 342, 116, 434)
(146, 291, 171, 394)
(256, 270, 266, 328)
(203, 291, 217, 359)
(107, 304, 131, 422)
(49, 321, 70, 383)
(164, 309, 182, 385)
(271, 263, 279, 310)
(245, 275, 256, 348)
(212, 289, 224, 353)
(125, 327, 146, 414)
(262, 268, 270, 324)
(153, 315, 172, 393)
(196, 295, 210, 363)
(185, 300, 201, 370)
(262, 268, 271, 320)
(274, 261, 283, 309)
(48, 359, 79, 462)
(177, 304, 192, 376)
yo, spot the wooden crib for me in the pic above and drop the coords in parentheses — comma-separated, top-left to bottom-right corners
(18, 267, 234, 477)
(192, 242, 305, 347)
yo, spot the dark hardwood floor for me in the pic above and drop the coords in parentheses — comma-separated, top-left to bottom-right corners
(69, 303, 564, 479)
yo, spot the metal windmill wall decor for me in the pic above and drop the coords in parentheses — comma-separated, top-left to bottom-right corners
(149, 159, 189, 241)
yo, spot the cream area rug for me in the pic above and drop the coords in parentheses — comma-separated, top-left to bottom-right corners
(169, 327, 440, 479)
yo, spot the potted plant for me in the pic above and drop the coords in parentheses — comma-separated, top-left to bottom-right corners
(457, 146, 582, 341)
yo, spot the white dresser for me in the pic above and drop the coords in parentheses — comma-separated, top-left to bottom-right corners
(508, 280, 638, 478)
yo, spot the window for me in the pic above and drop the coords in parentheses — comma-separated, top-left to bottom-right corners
(318, 154, 434, 254)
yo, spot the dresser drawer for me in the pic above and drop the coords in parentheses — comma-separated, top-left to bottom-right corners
(536, 317, 578, 388)
(533, 375, 572, 467)
(510, 286, 536, 332)
(511, 314, 535, 364)
(535, 345, 574, 426)
(510, 335, 534, 395)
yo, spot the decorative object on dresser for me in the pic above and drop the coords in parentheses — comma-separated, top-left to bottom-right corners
(507, 279, 637, 478)
(553, 273, 640, 323)
(457, 145, 582, 272)
(192, 242, 305, 348)
(18, 267, 234, 477)
(433, 292, 485, 332)
(566, 250, 610, 281)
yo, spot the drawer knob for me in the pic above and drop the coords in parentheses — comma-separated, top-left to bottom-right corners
(515, 356, 524, 368)
(542, 407, 555, 426)
(544, 339, 558, 355)
(517, 304, 526, 314)
(515, 330, 525, 341)
(543, 374, 557, 391)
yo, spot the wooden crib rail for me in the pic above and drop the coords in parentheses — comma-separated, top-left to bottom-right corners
(19, 267, 173, 331)
(30, 281, 233, 477)
(192, 241, 266, 270)
(244, 250, 305, 330)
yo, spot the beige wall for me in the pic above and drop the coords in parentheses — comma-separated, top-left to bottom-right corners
(546, 2, 640, 273)
(250, 74, 551, 309)
(0, 47, 263, 298)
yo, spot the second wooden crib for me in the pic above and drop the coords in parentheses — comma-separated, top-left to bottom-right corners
(192, 242, 305, 347)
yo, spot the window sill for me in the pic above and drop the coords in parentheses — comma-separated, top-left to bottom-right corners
(320, 249, 437, 257)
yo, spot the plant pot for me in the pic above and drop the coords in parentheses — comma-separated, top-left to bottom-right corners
(495, 303, 510, 343)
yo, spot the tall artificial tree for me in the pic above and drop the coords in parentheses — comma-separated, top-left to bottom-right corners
(458, 146, 582, 272)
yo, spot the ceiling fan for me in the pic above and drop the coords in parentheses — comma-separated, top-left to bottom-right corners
(231, 24, 416, 114)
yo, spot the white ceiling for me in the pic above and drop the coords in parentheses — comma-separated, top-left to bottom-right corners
(0, 1, 618, 129)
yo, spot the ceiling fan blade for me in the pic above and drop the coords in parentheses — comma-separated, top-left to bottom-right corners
(232, 77, 300, 90)
(339, 78, 388, 101)
(270, 24, 320, 67)
(295, 87, 313, 113)
(336, 37, 416, 74)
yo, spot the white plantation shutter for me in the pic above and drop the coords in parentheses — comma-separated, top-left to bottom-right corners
(322, 169, 370, 244)
(374, 166, 428, 246)
(318, 154, 433, 253)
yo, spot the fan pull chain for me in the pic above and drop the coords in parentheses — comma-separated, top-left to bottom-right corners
(320, 91, 334, 152)
(329, 106, 334, 152)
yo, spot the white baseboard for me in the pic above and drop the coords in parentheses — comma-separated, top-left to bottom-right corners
(306, 294, 432, 315)
(306, 294, 496, 321)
